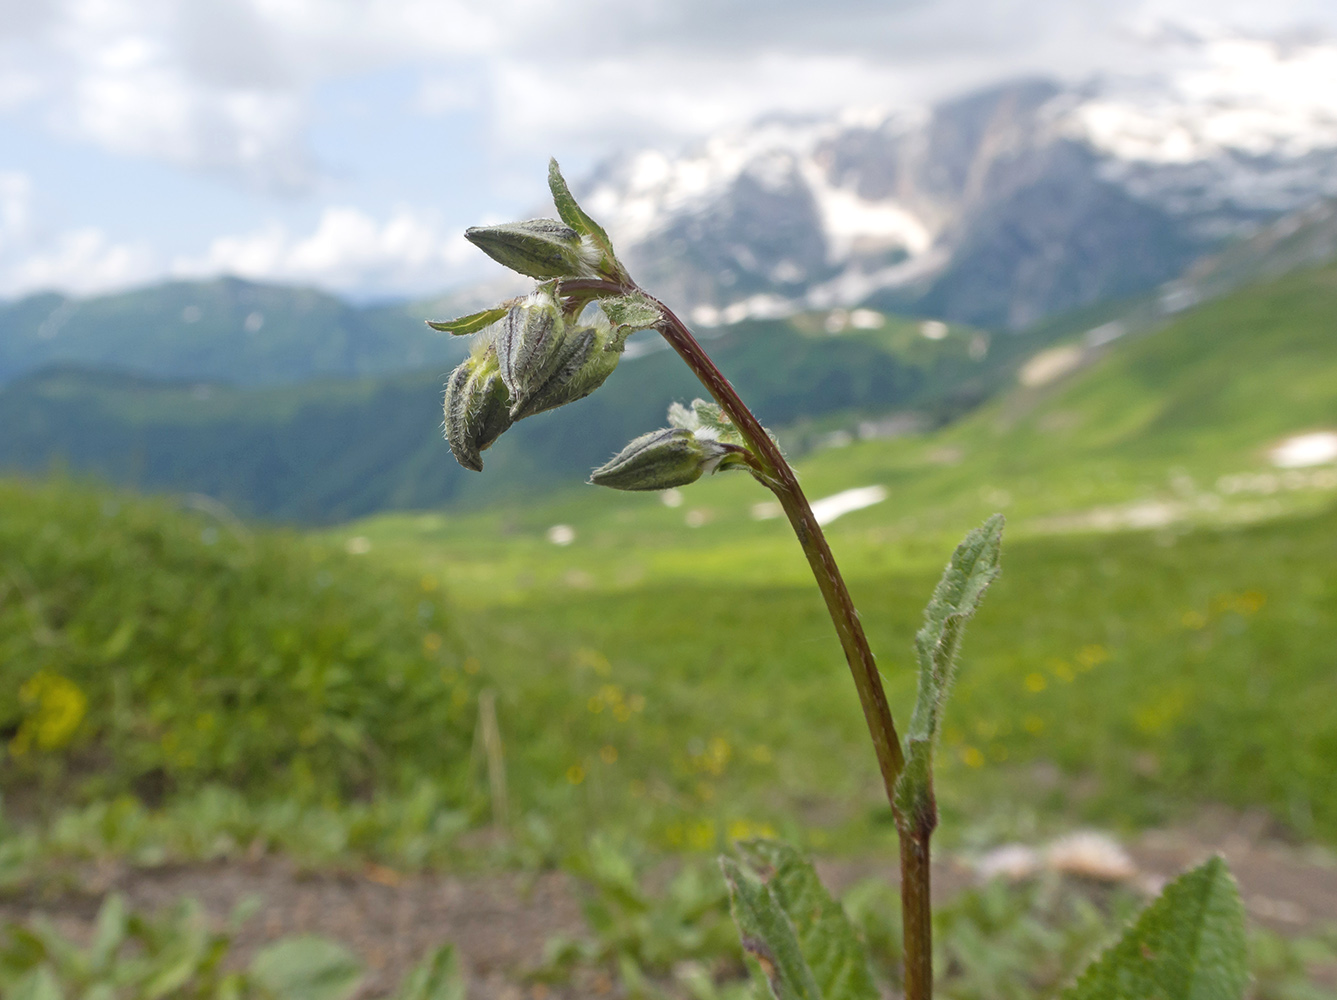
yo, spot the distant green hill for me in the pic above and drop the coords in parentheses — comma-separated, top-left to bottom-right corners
(0, 277, 469, 387)
(0, 312, 1002, 522)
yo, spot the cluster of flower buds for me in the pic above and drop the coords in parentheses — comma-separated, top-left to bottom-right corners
(434, 159, 770, 493)
(440, 289, 638, 470)
(590, 399, 755, 491)
(432, 160, 663, 472)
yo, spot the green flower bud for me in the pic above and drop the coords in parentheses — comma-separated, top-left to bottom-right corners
(442, 339, 514, 472)
(589, 428, 726, 491)
(464, 219, 600, 280)
(507, 314, 632, 421)
(496, 292, 564, 406)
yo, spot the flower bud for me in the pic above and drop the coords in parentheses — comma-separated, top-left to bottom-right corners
(442, 342, 514, 472)
(464, 219, 599, 280)
(496, 292, 564, 405)
(589, 428, 733, 492)
(507, 312, 635, 420)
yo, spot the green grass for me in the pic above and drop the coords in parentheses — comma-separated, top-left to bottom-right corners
(0, 477, 480, 810)
(316, 263, 1337, 851)
(3, 264, 1336, 868)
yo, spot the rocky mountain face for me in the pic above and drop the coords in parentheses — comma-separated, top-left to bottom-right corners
(580, 37, 1337, 330)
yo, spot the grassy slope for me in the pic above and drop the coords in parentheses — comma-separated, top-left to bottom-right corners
(3, 264, 1334, 864)
(330, 263, 1337, 848)
(349, 262, 1337, 600)
(0, 477, 479, 811)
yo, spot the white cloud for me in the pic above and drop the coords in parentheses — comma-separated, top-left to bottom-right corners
(173, 205, 477, 296)
(7, 0, 1337, 193)
(1, 171, 156, 296)
(0, 171, 33, 242)
(0, 169, 156, 296)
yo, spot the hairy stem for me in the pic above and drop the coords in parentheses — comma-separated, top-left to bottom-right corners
(646, 295, 906, 799)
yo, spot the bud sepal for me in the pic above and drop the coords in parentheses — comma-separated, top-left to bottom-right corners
(426, 303, 513, 336)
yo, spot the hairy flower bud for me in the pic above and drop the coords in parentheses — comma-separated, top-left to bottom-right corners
(464, 219, 599, 280)
(442, 341, 514, 472)
(589, 427, 737, 492)
(506, 312, 633, 420)
(496, 292, 564, 405)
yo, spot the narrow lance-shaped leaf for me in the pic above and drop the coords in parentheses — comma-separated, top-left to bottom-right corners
(1063, 856, 1247, 1000)
(426, 305, 510, 336)
(734, 840, 879, 1000)
(548, 159, 621, 277)
(906, 513, 1004, 745)
(894, 514, 1003, 825)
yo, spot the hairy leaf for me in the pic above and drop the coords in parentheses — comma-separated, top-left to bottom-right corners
(906, 514, 1004, 745)
(548, 159, 620, 276)
(1063, 856, 1247, 1000)
(600, 293, 662, 331)
(426, 306, 510, 336)
(895, 514, 1002, 828)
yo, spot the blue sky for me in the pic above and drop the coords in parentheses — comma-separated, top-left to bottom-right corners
(1, 0, 1333, 301)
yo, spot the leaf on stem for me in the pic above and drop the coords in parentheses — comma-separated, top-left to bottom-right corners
(599, 292, 662, 332)
(1063, 856, 1247, 1000)
(426, 306, 511, 336)
(906, 513, 1004, 746)
(895, 514, 1003, 825)
(548, 159, 621, 278)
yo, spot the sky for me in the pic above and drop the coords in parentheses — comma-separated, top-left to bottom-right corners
(1, 0, 1334, 302)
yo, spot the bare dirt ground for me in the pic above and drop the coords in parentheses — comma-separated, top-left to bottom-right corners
(4, 812, 1336, 998)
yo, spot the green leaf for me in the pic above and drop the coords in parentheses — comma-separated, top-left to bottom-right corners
(905, 513, 1005, 746)
(599, 293, 662, 331)
(250, 936, 363, 1000)
(720, 855, 821, 1000)
(895, 514, 1003, 829)
(548, 159, 619, 275)
(393, 944, 465, 1000)
(426, 306, 510, 336)
(721, 841, 878, 1000)
(736, 841, 879, 1000)
(8, 966, 63, 1000)
(1063, 856, 1248, 1000)
(87, 893, 127, 973)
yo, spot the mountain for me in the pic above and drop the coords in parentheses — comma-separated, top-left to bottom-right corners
(4, 190, 1334, 525)
(0, 276, 476, 388)
(579, 36, 1337, 330)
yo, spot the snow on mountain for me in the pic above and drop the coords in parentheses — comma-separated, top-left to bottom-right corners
(578, 35, 1337, 330)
